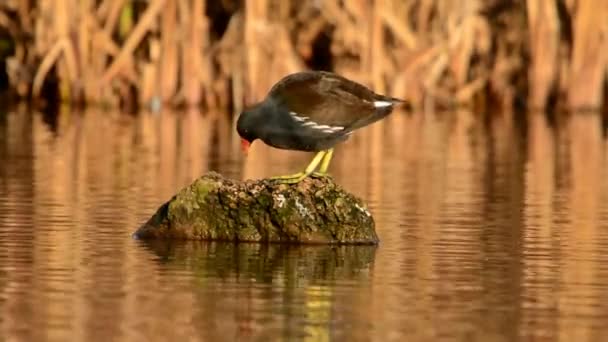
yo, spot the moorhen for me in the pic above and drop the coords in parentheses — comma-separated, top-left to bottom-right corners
(237, 71, 404, 183)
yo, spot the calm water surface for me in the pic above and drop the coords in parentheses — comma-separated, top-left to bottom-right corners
(1, 107, 608, 341)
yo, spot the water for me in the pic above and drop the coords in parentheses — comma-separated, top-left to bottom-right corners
(1, 107, 608, 341)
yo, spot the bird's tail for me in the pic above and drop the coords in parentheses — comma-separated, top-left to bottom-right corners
(387, 96, 407, 105)
(386, 96, 412, 111)
(349, 96, 408, 130)
(375, 94, 407, 106)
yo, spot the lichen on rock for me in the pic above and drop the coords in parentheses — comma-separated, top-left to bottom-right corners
(134, 172, 378, 244)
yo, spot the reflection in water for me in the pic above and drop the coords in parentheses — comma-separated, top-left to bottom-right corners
(139, 242, 376, 341)
(1, 106, 608, 341)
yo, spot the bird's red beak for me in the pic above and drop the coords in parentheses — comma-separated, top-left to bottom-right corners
(240, 139, 251, 156)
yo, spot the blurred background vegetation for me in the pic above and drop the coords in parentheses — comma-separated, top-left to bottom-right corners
(0, 0, 606, 113)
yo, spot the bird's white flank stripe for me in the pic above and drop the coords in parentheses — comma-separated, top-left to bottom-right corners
(373, 100, 393, 108)
(289, 111, 308, 122)
(292, 113, 344, 133)
(322, 127, 344, 133)
(312, 124, 332, 130)
(313, 125, 344, 133)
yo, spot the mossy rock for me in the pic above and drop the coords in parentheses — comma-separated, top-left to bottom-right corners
(134, 172, 378, 244)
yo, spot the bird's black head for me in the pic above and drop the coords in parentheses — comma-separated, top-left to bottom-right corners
(236, 105, 263, 154)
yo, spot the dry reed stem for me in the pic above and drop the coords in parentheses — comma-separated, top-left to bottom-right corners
(102, 0, 167, 85)
(0, 11, 18, 37)
(1, 0, 607, 111)
(31, 39, 65, 97)
(160, 0, 178, 102)
(16, 0, 32, 34)
(53, 0, 72, 99)
(87, 11, 138, 103)
(32, 38, 77, 98)
(371, 0, 384, 92)
(244, 0, 268, 102)
(96, 0, 111, 19)
(379, 5, 417, 49)
(179, 0, 205, 106)
(78, 0, 94, 103)
(140, 60, 156, 105)
(526, 0, 559, 109)
(455, 75, 488, 103)
(567, 0, 608, 109)
(102, 0, 127, 35)
(62, 40, 79, 93)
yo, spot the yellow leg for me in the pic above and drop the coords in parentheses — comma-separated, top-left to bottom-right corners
(317, 148, 334, 174)
(272, 151, 326, 183)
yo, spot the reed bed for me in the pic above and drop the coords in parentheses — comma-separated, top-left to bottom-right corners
(0, 0, 606, 112)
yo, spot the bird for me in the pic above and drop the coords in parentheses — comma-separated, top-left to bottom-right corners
(237, 70, 404, 183)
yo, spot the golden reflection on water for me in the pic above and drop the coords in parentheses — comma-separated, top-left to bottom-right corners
(1, 106, 608, 341)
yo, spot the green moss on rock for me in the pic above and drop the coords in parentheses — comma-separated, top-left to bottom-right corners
(134, 172, 378, 244)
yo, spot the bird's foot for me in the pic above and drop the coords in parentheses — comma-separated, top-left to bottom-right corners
(271, 171, 331, 184)
(311, 172, 331, 179)
(270, 172, 309, 184)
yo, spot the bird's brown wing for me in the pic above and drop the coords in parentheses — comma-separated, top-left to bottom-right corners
(268, 71, 383, 129)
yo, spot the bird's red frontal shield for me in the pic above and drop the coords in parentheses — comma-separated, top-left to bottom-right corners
(240, 139, 251, 155)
